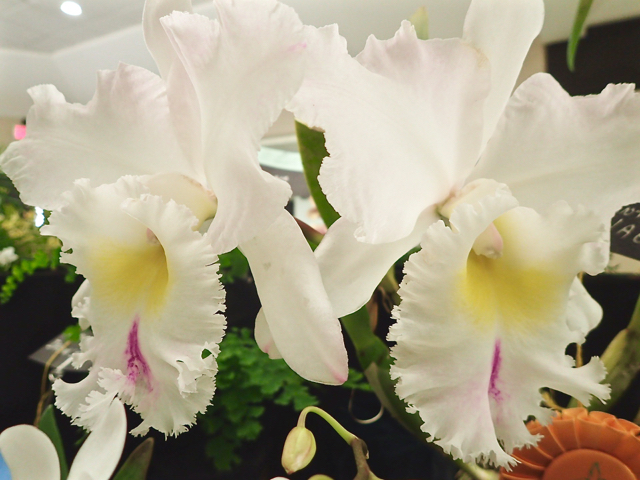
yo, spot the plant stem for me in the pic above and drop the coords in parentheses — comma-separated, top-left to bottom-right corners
(298, 406, 357, 445)
(583, 290, 640, 411)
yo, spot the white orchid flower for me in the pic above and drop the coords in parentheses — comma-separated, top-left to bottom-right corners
(0, 399, 126, 480)
(0, 0, 348, 436)
(45, 175, 226, 436)
(287, 0, 640, 467)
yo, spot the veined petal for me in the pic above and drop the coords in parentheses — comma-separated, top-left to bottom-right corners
(0, 64, 198, 210)
(143, 0, 204, 170)
(316, 211, 436, 318)
(0, 425, 59, 480)
(241, 211, 348, 385)
(389, 185, 609, 467)
(254, 309, 282, 360)
(48, 176, 225, 436)
(143, 0, 193, 81)
(462, 0, 544, 148)
(471, 74, 640, 223)
(290, 24, 490, 244)
(160, 0, 304, 253)
(67, 399, 126, 480)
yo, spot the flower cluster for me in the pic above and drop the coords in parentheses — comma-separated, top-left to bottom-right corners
(1, 0, 640, 471)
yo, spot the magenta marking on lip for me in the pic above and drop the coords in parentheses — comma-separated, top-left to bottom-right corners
(488, 340, 502, 402)
(125, 316, 152, 389)
(288, 41, 307, 53)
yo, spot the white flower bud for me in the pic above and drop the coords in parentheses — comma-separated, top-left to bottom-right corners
(281, 426, 316, 474)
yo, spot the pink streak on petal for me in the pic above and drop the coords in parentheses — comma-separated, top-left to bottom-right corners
(125, 316, 153, 390)
(333, 369, 348, 384)
(489, 340, 502, 402)
(288, 41, 307, 53)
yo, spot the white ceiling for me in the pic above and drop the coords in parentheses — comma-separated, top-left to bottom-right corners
(1, 0, 639, 117)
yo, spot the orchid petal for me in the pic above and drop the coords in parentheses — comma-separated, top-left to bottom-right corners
(143, 0, 204, 170)
(566, 278, 603, 343)
(0, 425, 59, 480)
(67, 399, 126, 480)
(241, 211, 348, 385)
(0, 64, 197, 210)
(143, 0, 193, 81)
(290, 24, 490, 244)
(48, 176, 225, 436)
(471, 74, 640, 223)
(71, 280, 91, 330)
(462, 0, 544, 148)
(254, 310, 283, 360)
(160, 0, 305, 253)
(316, 211, 436, 318)
(389, 186, 609, 467)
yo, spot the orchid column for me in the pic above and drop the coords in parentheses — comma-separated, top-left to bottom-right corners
(0, 0, 348, 436)
(288, 0, 640, 467)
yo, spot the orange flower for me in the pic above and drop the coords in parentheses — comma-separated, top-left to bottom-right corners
(500, 408, 640, 479)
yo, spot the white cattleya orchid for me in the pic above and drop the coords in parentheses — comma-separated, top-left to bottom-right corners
(0, 399, 126, 480)
(287, 0, 640, 467)
(0, 0, 348, 436)
(45, 175, 226, 436)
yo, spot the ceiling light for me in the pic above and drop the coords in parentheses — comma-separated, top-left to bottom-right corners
(60, 1, 82, 16)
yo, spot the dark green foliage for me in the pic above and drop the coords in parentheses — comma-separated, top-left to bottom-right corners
(199, 328, 319, 471)
(112, 438, 155, 480)
(217, 248, 250, 285)
(199, 328, 369, 471)
(0, 247, 62, 303)
(0, 167, 77, 303)
(63, 323, 82, 343)
(0, 168, 21, 212)
(38, 405, 69, 480)
(295, 122, 340, 228)
(567, 0, 594, 71)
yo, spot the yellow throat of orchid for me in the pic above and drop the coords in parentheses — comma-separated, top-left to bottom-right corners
(90, 236, 170, 316)
(439, 180, 569, 333)
(89, 174, 218, 318)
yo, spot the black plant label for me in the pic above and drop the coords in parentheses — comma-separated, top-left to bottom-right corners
(611, 203, 640, 261)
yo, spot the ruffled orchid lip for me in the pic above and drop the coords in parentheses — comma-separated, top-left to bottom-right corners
(390, 187, 610, 467)
(48, 176, 226, 436)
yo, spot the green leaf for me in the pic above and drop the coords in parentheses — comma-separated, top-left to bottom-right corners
(340, 308, 425, 440)
(38, 405, 69, 480)
(295, 121, 340, 228)
(409, 7, 429, 40)
(567, 0, 594, 71)
(583, 292, 640, 412)
(199, 328, 321, 471)
(0, 247, 64, 304)
(112, 438, 154, 480)
(217, 248, 249, 284)
(63, 324, 81, 343)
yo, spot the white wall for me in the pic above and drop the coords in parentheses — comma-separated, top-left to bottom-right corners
(1, 0, 638, 118)
(0, 49, 63, 117)
(52, 23, 157, 105)
(0, 2, 221, 118)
